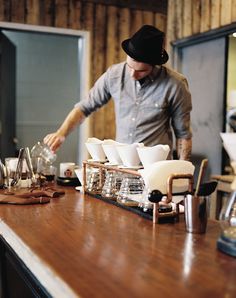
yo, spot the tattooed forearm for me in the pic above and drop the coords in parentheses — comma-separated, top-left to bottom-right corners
(176, 138, 192, 161)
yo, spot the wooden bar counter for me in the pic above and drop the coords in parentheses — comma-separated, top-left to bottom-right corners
(0, 186, 236, 297)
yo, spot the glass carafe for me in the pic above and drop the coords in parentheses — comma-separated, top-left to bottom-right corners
(117, 175, 144, 206)
(217, 189, 236, 257)
(31, 141, 57, 173)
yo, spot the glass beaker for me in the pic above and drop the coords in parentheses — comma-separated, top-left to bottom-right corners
(117, 175, 144, 206)
(86, 168, 102, 194)
(5, 156, 32, 189)
(101, 170, 122, 199)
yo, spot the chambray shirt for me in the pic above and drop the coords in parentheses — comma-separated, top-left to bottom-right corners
(75, 62, 192, 151)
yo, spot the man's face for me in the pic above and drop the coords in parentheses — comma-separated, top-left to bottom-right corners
(126, 56, 153, 80)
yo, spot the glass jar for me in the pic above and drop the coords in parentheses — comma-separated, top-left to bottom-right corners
(217, 189, 236, 257)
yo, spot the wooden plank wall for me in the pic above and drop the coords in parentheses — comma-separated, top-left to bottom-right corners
(0, 0, 166, 141)
(167, 0, 236, 60)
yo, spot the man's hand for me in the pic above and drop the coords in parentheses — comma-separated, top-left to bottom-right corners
(44, 132, 65, 152)
(43, 107, 86, 152)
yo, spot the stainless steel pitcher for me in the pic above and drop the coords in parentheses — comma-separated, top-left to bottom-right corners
(184, 194, 210, 233)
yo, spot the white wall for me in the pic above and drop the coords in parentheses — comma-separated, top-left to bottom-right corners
(3, 30, 81, 168)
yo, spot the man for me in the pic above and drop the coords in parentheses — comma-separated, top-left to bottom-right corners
(44, 25, 192, 160)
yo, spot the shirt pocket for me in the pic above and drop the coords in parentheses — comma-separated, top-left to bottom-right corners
(140, 100, 169, 121)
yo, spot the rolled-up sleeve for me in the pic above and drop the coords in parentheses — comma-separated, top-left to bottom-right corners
(75, 70, 111, 117)
(170, 78, 192, 139)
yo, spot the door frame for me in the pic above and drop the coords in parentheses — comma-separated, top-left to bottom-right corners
(0, 33, 16, 159)
(0, 21, 91, 165)
(171, 21, 236, 175)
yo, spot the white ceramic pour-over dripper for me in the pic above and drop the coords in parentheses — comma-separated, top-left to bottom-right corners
(102, 139, 123, 165)
(137, 144, 170, 168)
(220, 133, 236, 190)
(116, 143, 144, 168)
(85, 138, 106, 161)
(74, 167, 84, 186)
(220, 133, 236, 161)
(138, 160, 195, 194)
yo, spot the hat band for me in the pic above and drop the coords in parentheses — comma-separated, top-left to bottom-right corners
(128, 40, 142, 57)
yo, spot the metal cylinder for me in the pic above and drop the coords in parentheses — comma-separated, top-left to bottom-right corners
(184, 194, 210, 233)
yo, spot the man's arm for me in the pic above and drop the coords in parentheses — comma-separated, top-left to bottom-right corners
(44, 107, 86, 152)
(176, 138, 192, 161)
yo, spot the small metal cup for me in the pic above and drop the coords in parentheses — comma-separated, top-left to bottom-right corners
(184, 194, 210, 233)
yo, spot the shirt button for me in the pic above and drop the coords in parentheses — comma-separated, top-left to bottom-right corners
(135, 101, 139, 105)
(129, 133, 133, 137)
(155, 103, 159, 107)
(132, 117, 135, 121)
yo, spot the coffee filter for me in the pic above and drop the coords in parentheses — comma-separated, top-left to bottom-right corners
(138, 160, 195, 194)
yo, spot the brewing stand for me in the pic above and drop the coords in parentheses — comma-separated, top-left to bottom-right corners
(83, 161, 194, 224)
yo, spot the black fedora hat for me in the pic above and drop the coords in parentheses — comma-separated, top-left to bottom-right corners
(122, 25, 169, 65)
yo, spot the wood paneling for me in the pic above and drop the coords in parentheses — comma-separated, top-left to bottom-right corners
(168, 0, 236, 40)
(220, 0, 232, 26)
(68, 0, 82, 29)
(103, 5, 118, 139)
(43, 0, 56, 27)
(167, 0, 236, 64)
(183, 0, 192, 37)
(166, 0, 176, 57)
(200, 0, 211, 33)
(55, 0, 69, 28)
(0, 1, 4, 21)
(118, 7, 130, 61)
(175, 0, 183, 39)
(11, 0, 25, 23)
(142, 10, 155, 25)
(211, 0, 221, 29)
(192, 0, 201, 34)
(154, 13, 166, 33)
(130, 9, 143, 35)
(91, 3, 107, 138)
(25, 0, 40, 25)
(80, 0, 167, 13)
(232, 0, 236, 21)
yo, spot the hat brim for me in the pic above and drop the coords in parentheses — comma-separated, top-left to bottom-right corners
(122, 39, 169, 65)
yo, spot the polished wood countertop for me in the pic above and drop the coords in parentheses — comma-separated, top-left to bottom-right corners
(0, 186, 236, 297)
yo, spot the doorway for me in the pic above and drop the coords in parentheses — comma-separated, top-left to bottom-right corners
(0, 22, 90, 167)
(172, 23, 236, 179)
(226, 34, 236, 132)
